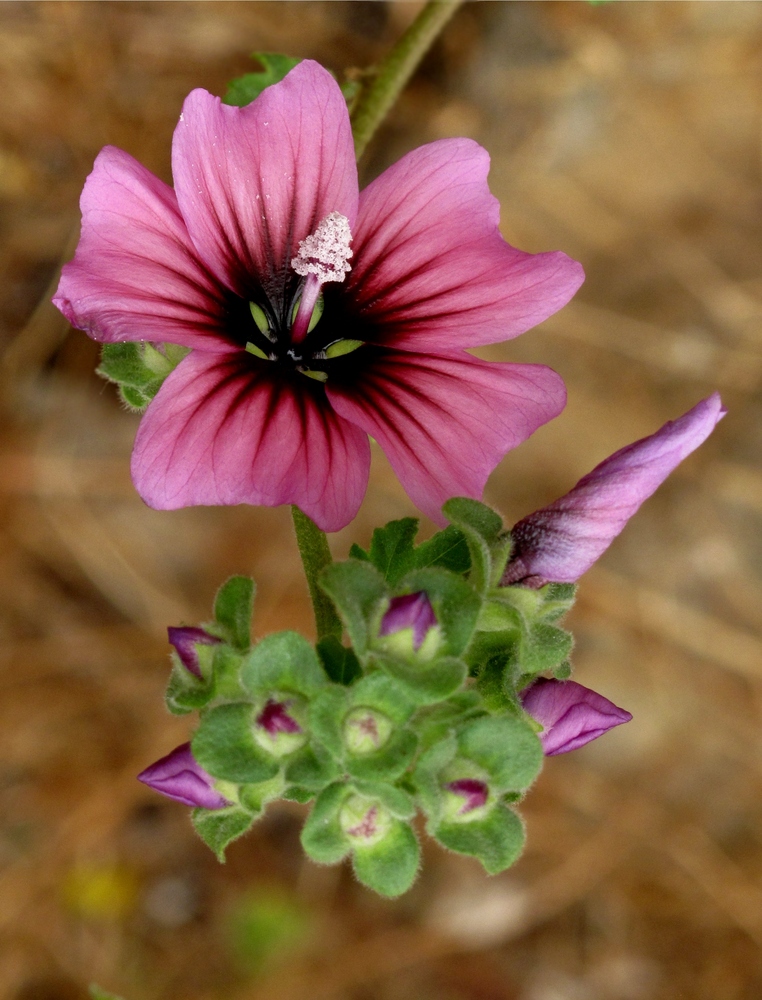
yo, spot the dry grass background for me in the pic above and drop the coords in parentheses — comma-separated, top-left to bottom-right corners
(0, 2, 761, 998)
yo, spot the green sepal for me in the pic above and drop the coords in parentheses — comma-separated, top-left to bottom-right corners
(371, 652, 467, 706)
(442, 497, 511, 593)
(415, 693, 485, 751)
(350, 671, 417, 724)
(118, 383, 153, 411)
(368, 517, 418, 586)
(552, 659, 572, 680)
(412, 524, 470, 574)
(192, 804, 256, 862)
(300, 782, 352, 865)
(192, 703, 279, 784)
(351, 780, 416, 820)
(319, 560, 388, 655)
(213, 576, 255, 650)
(537, 582, 577, 622)
(519, 622, 574, 677)
(352, 821, 420, 898)
(464, 629, 520, 676)
(238, 773, 284, 814)
(398, 566, 481, 657)
(309, 686, 349, 758)
(348, 542, 370, 561)
(210, 644, 247, 702)
(434, 804, 525, 875)
(282, 786, 315, 804)
(457, 716, 543, 793)
(164, 661, 213, 715)
(241, 631, 326, 698)
(475, 655, 520, 713)
(316, 634, 362, 686)
(284, 743, 341, 791)
(345, 728, 418, 782)
(411, 733, 458, 818)
(223, 53, 302, 106)
(97, 342, 188, 413)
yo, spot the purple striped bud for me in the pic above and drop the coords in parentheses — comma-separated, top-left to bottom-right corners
(379, 592, 437, 652)
(521, 679, 632, 756)
(502, 394, 725, 587)
(167, 626, 222, 679)
(137, 743, 231, 809)
(446, 779, 489, 815)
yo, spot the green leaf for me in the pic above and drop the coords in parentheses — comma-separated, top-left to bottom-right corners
(300, 782, 351, 865)
(399, 567, 481, 657)
(539, 582, 577, 622)
(284, 743, 341, 791)
(192, 703, 279, 784)
(442, 498, 510, 593)
(352, 820, 420, 898)
(320, 560, 388, 655)
(457, 716, 543, 793)
(368, 517, 418, 586)
(241, 631, 326, 697)
(316, 635, 362, 685)
(89, 987, 126, 1000)
(348, 542, 370, 561)
(372, 652, 467, 706)
(224, 53, 302, 107)
(412, 525, 470, 574)
(213, 576, 255, 650)
(192, 804, 256, 862)
(434, 804, 524, 874)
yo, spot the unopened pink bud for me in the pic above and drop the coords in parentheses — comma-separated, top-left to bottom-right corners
(521, 679, 631, 756)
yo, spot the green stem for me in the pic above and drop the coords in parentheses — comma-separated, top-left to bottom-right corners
(291, 506, 343, 640)
(351, 0, 464, 161)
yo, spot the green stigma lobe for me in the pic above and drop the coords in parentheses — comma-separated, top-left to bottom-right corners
(324, 339, 364, 359)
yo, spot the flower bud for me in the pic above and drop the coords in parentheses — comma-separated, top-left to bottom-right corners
(343, 706, 394, 755)
(339, 795, 392, 847)
(379, 592, 439, 657)
(137, 743, 231, 809)
(253, 695, 308, 757)
(521, 679, 632, 756)
(443, 778, 491, 822)
(167, 626, 222, 679)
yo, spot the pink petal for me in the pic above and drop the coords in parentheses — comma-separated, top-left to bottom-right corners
(347, 139, 584, 352)
(137, 742, 231, 810)
(504, 393, 726, 584)
(328, 351, 566, 525)
(521, 679, 632, 756)
(131, 351, 370, 532)
(53, 146, 234, 352)
(172, 61, 358, 299)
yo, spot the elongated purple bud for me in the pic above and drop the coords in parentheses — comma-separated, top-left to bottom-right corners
(521, 679, 632, 756)
(167, 626, 222, 678)
(379, 592, 437, 651)
(137, 743, 230, 809)
(502, 393, 725, 586)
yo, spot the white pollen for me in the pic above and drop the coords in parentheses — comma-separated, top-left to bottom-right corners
(291, 212, 353, 283)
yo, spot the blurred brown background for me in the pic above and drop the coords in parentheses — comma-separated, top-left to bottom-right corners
(0, 2, 761, 998)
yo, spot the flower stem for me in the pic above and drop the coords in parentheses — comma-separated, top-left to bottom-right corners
(291, 506, 343, 640)
(351, 0, 465, 161)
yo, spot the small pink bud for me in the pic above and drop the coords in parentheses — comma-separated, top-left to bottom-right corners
(167, 626, 222, 678)
(521, 679, 632, 756)
(446, 778, 489, 815)
(137, 743, 230, 809)
(379, 592, 437, 651)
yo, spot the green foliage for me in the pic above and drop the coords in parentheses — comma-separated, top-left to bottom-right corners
(214, 576, 255, 650)
(224, 53, 303, 106)
(151, 501, 587, 896)
(226, 890, 310, 973)
(97, 341, 188, 411)
(192, 805, 256, 861)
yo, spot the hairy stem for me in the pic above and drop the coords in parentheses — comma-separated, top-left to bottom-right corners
(291, 506, 343, 640)
(351, 0, 465, 161)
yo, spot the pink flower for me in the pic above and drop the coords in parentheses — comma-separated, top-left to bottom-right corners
(167, 625, 221, 679)
(379, 592, 437, 651)
(521, 679, 632, 756)
(54, 61, 582, 531)
(137, 743, 231, 809)
(502, 393, 725, 586)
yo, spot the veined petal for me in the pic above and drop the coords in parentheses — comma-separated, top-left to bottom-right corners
(172, 61, 358, 301)
(53, 146, 234, 352)
(131, 351, 370, 532)
(348, 139, 583, 352)
(503, 393, 726, 585)
(327, 351, 566, 525)
(521, 679, 632, 756)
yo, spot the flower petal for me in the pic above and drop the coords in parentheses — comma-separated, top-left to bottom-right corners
(503, 393, 726, 585)
(137, 742, 230, 809)
(521, 679, 632, 756)
(167, 625, 222, 678)
(131, 350, 370, 532)
(348, 138, 584, 352)
(53, 146, 233, 352)
(327, 351, 566, 525)
(172, 61, 358, 300)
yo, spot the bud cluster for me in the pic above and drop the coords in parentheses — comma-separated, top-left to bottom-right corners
(140, 499, 630, 897)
